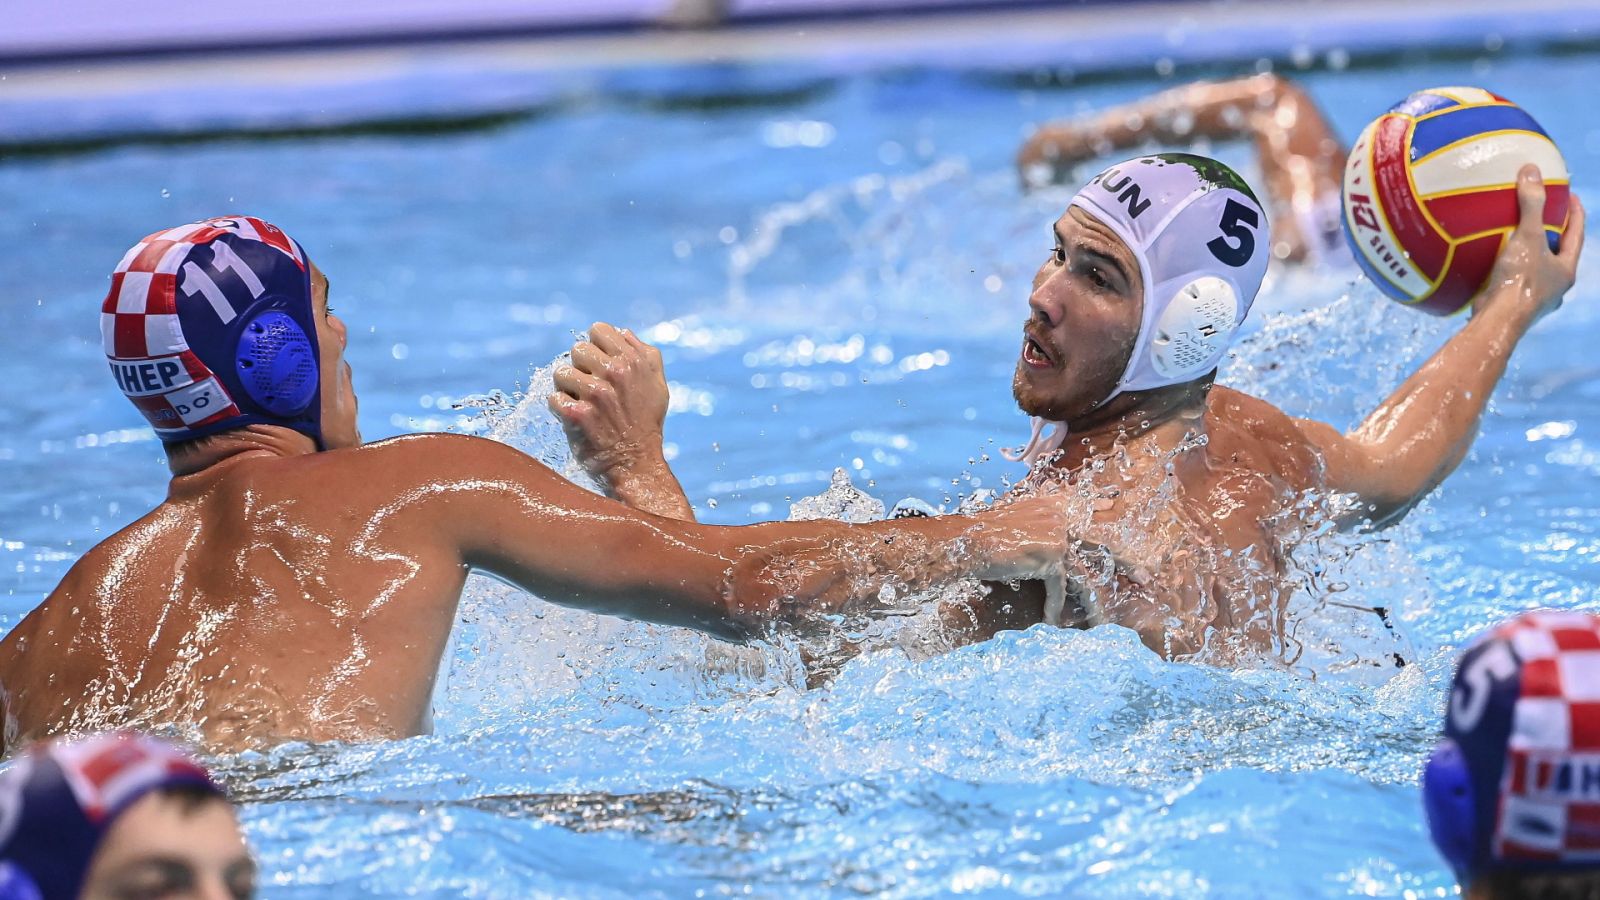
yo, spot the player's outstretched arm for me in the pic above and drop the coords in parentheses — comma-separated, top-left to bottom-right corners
(549, 322, 696, 521)
(1299, 166, 1584, 527)
(395, 433, 1075, 640)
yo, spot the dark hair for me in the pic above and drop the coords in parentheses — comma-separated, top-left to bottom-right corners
(162, 430, 245, 476)
(149, 783, 231, 816)
(162, 431, 228, 459)
(1477, 871, 1600, 900)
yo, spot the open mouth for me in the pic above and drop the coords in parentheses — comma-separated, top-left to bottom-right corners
(1021, 331, 1055, 369)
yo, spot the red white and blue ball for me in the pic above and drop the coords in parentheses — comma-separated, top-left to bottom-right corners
(1342, 86, 1569, 316)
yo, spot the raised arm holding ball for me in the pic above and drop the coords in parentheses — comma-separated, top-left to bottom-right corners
(556, 153, 1583, 662)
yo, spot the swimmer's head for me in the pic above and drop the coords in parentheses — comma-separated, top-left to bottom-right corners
(1425, 611, 1600, 896)
(1013, 154, 1269, 425)
(0, 731, 253, 900)
(101, 217, 360, 453)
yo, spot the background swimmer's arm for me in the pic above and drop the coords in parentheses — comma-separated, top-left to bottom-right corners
(1019, 78, 1262, 180)
(407, 434, 1075, 639)
(1018, 75, 1335, 183)
(549, 322, 697, 521)
(1298, 170, 1584, 528)
(1017, 75, 1343, 261)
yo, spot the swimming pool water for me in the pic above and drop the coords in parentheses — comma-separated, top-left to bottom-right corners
(2, 47, 1599, 897)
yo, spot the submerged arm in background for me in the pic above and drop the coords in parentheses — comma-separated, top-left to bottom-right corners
(549, 322, 697, 521)
(1297, 169, 1585, 528)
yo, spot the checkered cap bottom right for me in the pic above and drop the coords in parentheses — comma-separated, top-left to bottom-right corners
(1482, 612, 1600, 862)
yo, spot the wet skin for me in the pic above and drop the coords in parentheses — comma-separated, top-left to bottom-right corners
(968, 205, 1326, 657)
(556, 169, 1585, 661)
(0, 264, 1078, 753)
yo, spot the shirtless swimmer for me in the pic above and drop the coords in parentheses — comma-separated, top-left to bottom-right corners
(555, 154, 1584, 661)
(0, 217, 1079, 754)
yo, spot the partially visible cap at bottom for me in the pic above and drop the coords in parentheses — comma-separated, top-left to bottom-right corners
(0, 732, 224, 900)
(1428, 611, 1600, 879)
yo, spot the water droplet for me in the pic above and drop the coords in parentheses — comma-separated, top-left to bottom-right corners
(706, 498, 719, 509)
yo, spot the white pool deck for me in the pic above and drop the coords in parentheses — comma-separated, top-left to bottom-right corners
(2, 0, 1597, 148)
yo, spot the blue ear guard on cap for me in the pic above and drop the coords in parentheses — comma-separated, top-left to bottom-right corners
(1425, 738, 1480, 880)
(0, 863, 42, 900)
(1423, 633, 1527, 884)
(169, 230, 324, 448)
(235, 310, 318, 417)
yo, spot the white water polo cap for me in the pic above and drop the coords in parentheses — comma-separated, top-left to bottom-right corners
(1008, 155, 1269, 467)
(1072, 153, 1270, 398)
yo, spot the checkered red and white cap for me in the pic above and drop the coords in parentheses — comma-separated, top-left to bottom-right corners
(1433, 610, 1600, 877)
(100, 216, 317, 444)
(1479, 611, 1600, 862)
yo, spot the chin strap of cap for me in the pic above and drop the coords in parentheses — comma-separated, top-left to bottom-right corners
(1001, 417, 1069, 467)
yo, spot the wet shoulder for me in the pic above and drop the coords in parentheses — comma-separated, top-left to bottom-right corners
(231, 433, 525, 508)
(327, 433, 520, 481)
(1203, 386, 1324, 485)
(3, 501, 197, 636)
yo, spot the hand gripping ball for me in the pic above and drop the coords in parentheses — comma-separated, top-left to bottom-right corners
(1341, 86, 1569, 315)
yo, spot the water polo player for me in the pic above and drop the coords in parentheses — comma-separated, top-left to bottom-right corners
(0, 731, 252, 900)
(554, 154, 1584, 660)
(1426, 611, 1600, 898)
(0, 216, 1082, 752)
(1017, 75, 1350, 266)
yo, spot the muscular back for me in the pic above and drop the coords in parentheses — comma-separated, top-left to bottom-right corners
(0, 441, 473, 751)
(0, 431, 1061, 753)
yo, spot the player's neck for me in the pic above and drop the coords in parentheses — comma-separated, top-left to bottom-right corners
(1057, 379, 1212, 469)
(165, 425, 317, 485)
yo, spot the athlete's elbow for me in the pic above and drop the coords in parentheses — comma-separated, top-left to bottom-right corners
(1357, 498, 1417, 531)
(1328, 441, 1451, 530)
(1342, 483, 1429, 531)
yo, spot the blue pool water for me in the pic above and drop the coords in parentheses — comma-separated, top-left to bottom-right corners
(2, 46, 1600, 897)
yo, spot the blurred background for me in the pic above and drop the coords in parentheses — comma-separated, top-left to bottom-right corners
(6, 0, 1598, 151)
